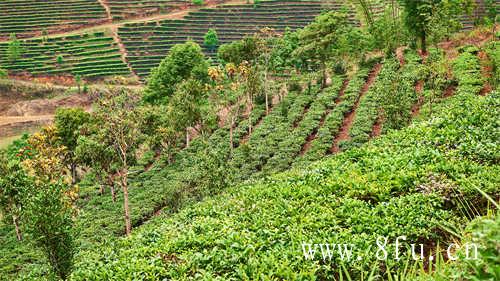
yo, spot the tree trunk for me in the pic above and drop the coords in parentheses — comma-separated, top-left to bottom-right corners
(185, 129, 190, 148)
(12, 214, 22, 241)
(229, 117, 234, 151)
(248, 109, 252, 135)
(421, 32, 427, 55)
(264, 71, 269, 114)
(121, 168, 132, 236)
(108, 176, 116, 202)
(322, 61, 327, 89)
(70, 163, 77, 185)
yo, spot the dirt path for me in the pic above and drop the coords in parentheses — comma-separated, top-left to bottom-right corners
(0, 115, 53, 138)
(111, 26, 140, 80)
(97, 0, 113, 22)
(0, 0, 245, 42)
(330, 64, 382, 153)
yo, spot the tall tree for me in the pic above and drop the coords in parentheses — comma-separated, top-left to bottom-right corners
(294, 11, 358, 88)
(75, 134, 118, 201)
(168, 79, 206, 148)
(92, 89, 142, 235)
(24, 180, 76, 280)
(208, 64, 244, 151)
(16, 127, 77, 280)
(55, 108, 90, 184)
(144, 41, 208, 104)
(0, 151, 32, 241)
(399, 0, 473, 53)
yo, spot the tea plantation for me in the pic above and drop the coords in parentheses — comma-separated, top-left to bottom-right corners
(0, 0, 498, 280)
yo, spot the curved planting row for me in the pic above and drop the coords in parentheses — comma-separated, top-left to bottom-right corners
(0, 31, 131, 78)
(294, 66, 372, 165)
(263, 77, 345, 173)
(345, 58, 401, 148)
(118, 0, 358, 77)
(0, 0, 107, 39)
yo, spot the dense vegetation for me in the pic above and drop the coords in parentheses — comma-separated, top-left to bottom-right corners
(0, 0, 498, 280)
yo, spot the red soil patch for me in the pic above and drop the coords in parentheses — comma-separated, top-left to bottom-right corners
(478, 51, 493, 96)
(330, 64, 382, 153)
(335, 79, 350, 104)
(443, 85, 456, 98)
(371, 115, 383, 138)
(396, 47, 406, 66)
(293, 105, 310, 128)
(10, 73, 75, 86)
(411, 80, 425, 117)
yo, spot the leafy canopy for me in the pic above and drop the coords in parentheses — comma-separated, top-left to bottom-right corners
(144, 41, 208, 104)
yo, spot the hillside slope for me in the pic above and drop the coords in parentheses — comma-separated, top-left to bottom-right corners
(71, 88, 499, 279)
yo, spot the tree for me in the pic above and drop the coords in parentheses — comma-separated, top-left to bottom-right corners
(22, 126, 69, 184)
(144, 41, 208, 104)
(55, 108, 90, 184)
(92, 89, 142, 235)
(256, 28, 278, 114)
(208, 64, 245, 151)
(168, 79, 206, 148)
(217, 36, 260, 65)
(294, 11, 359, 88)
(75, 134, 118, 201)
(7, 33, 23, 62)
(0, 151, 32, 241)
(24, 180, 76, 280)
(399, 0, 473, 53)
(16, 127, 77, 279)
(420, 51, 449, 114)
(204, 28, 219, 52)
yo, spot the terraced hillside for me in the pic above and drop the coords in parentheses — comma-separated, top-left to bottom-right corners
(0, 32, 131, 78)
(119, 0, 357, 77)
(0, 0, 107, 39)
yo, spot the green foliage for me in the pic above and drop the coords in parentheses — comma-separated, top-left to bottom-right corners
(24, 180, 76, 280)
(144, 41, 208, 104)
(72, 91, 499, 279)
(56, 55, 64, 65)
(400, 0, 473, 52)
(7, 33, 23, 62)
(0, 151, 32, 241)
(203, 28, 218, 51)
(295, 11, 365, 87)
(0, 68, 6, 78)
(369, 3, 408, 54)
(55, 108, 90, 184)
(217, 36, 260, 65)
(192, 0, 204, 5)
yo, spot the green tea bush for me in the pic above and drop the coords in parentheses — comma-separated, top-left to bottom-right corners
(72, 91, 499, 280)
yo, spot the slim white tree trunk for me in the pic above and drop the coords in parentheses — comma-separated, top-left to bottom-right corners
(121, 168, 131, 236)
(13, 214, 22, 241)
